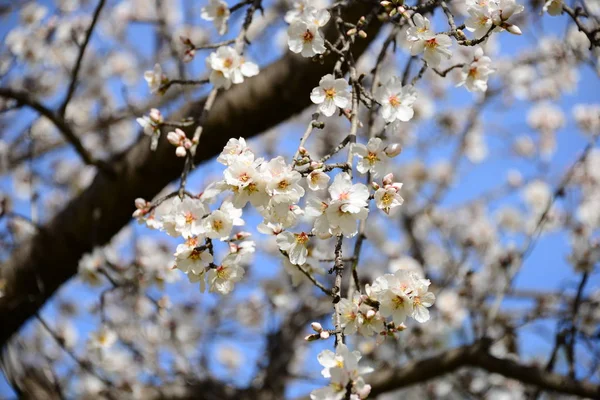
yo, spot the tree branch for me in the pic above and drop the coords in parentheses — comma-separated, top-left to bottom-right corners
(366, 339, 600, 399)
(0, 0, 382, 350)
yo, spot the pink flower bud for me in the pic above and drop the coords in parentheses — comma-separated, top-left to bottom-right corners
(356, 384, 372, 398)
(167, 131, 181, 146)
(382, 173, 394, 186)
(235, 231, 252, 240)
(311, 322, 323, 332)
(384, 143, 402, 158)
(391, 182, 403, 191)
(132, 209, 144, 218)
(135, 198, 147, 209)
(175, 146, 187, 157)
(371, 181, 380, 190)
(149, 108, 162, 123)
(183, 138, 193, 149)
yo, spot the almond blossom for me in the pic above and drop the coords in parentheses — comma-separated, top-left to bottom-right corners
(310, 74, 351, 117)
(287, 8, 330, 57)
(206, 254, 245, 294)
(276, 231, 310, 265)
(311, 344, 373, 400)
(207, 46, 259, 89)
(352, 137, 388, 177)
(307, 169, 330, 191)
(201, 0, 230, 35)
(457, 47, 494, 92)
(144, 63, 166, 94)
(174, 237, 214, 274)
(374, 178, 404, 215)
(324, 173, 369, 237)
(410, 34, 453, 67)
(162, 197, 208, 238)
(374, 77, 418, 123)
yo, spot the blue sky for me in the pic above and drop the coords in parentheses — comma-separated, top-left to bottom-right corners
(1, 0, 599, 398)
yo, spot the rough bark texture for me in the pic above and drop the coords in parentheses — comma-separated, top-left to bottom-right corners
(0, 0, 381, 349)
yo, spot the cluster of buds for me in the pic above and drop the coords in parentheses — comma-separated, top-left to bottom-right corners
(305, 322, 331, 341)
(381, 0, 409, 19)
(167, 128, 193, 157)
(180, 36, 197, 63)
(133, 198, 152, 219)
(346, 16, 368, 39)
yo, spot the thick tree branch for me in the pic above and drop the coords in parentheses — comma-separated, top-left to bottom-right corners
(366, 339, 600, 399)
(0, 0, 382, 349)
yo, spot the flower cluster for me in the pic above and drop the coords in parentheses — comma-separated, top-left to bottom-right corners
(367, 269, 436, 325)
(311, 344, 373, 400)
(465, 0, 525, 38)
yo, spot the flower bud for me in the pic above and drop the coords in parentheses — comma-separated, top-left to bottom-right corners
(380, 1, 391, 6)
(391, 182, 403, 191)
(346, 28, 357, 36)
(149, 108, 162, 123)
(167, 130, 182, 146)
(356, 384, 372, 398)
(358, 30, 367, 39)
(371, 181, 380, 190)
(235, 231, 252, 240)
(135, 198, 147, 209)
(320, 331, 330, 339)
(366, 309, 376, 319)
(176, 146, 187, 157)
(305, 334, 318, 342)
(382, 173, 394, 186)
(311, 322, 323, 332)
(505, 23, 522, 35)
(384, 143, 402, 158)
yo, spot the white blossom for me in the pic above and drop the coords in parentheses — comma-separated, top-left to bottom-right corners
(206, 254, 245, 294)
(201, 0, 230, 35)
(307, 169, 330, 191)
(144, 63, 166, 94)
(457, 47, 494, 92)
(276, 231, 310, 265)
(374, 78, 418, 123)
(287, 8, 330, 57)
(352, 137, 388, 177)
(310, 74, 351, 117)
(207, 46, 259, 89)
(174, 237, 213, 274)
